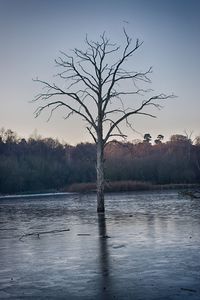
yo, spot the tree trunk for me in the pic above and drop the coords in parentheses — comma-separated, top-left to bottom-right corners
(96, 139, 105, 213)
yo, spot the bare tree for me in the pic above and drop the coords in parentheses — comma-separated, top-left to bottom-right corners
(33, 29, 172, 212)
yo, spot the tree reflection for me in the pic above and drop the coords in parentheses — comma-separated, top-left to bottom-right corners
(98, 213, 112, 299)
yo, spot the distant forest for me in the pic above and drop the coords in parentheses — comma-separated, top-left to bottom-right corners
(0, 128, 200, 194)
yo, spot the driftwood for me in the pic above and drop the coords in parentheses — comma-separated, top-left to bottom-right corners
(77, 233, 91, 236)
(19, 228, 70, 241)
(179, 190, 200, 199)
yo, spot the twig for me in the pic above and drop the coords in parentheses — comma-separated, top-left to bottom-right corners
(19, 229, 70, 241)
(181, 288, 197, 293)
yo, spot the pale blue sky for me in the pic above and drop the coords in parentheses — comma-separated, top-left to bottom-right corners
(0, 0, 200, 144)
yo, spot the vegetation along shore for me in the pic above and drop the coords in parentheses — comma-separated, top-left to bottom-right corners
(0, 128, 200, 196)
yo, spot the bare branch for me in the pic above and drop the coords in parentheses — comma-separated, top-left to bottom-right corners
(102, 33, 144, 113)
(86, 127, 97, 143)
(103, 117, 128, 142)
(35, 100, 96, 129)
(33, 79, 97, 129)
(104, 94, 173, 144)
(78, 62, 99, 86)
(55, 53, 99, 94)
(47, 103, 63, 122)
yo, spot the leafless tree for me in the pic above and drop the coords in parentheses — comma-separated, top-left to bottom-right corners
(33, 29, 172, 212)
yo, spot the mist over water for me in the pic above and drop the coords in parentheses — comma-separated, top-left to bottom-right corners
(0, 191, 200, 299)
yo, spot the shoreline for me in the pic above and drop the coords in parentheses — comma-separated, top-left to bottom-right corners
(1, 182, 199, 199)
(65, 181, 200, 193)
(0, 191, 76, 200)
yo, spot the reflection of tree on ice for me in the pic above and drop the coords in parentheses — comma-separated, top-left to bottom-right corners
(98, 213, 112, 295)
(34, 29, 173, 212)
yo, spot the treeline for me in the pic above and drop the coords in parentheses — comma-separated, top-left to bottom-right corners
(0, 128, 200, 194)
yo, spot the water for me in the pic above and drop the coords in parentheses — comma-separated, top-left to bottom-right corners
(0, 191, 200, 299)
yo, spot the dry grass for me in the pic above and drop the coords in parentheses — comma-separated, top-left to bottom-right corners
(67, 182, 96, 193)
(105, 181, 152, 192)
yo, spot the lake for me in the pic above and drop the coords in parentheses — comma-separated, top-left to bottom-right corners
(0, 191, 200, 299)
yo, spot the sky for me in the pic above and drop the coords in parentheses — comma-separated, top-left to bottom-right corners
(0, 0, 200, 144)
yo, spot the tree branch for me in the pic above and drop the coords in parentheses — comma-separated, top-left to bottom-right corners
(35, 100, 96, 129)
(104, 94, 173, 144)
(86, 126, 97, 143)
(33, 79, 97, 129)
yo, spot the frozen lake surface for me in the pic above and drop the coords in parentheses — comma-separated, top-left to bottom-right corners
(0, 191, 200, 299)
